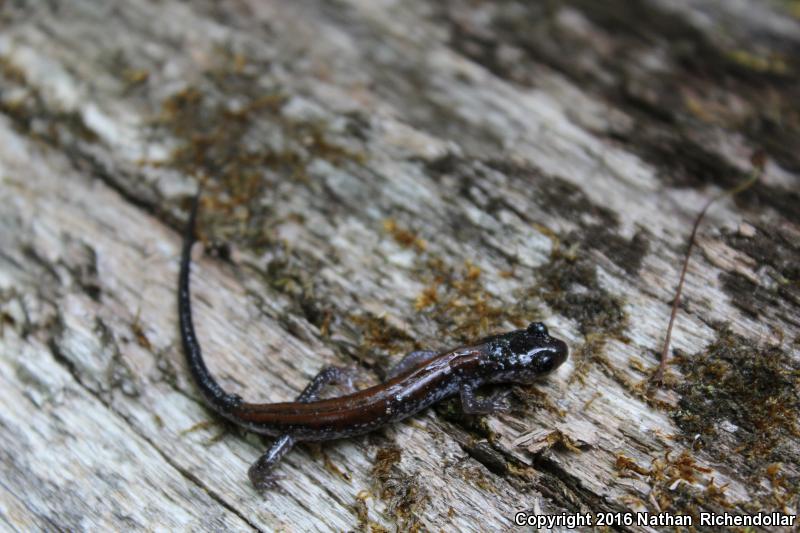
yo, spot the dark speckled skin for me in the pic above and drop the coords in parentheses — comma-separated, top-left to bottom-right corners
(231, 323, 567, 440)
(179, 194, 568, 488)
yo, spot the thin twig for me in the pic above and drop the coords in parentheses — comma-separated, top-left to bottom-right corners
(650, 153, 765, 385)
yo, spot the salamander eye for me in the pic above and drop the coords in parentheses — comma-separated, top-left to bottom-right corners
(527, 322, 548, 337)
(538, 353, 555, 372)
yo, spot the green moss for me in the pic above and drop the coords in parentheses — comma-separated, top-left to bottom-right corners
(727, 49, 790, 75)
(673, 326, 800, 469)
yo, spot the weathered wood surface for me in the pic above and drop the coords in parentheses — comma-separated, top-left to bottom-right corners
(1, 1, 798, 531)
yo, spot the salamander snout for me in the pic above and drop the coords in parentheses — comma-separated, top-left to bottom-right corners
(487, 322, 569, 384)
(523, 322, 568, 374)
(535, 336, 568, 373)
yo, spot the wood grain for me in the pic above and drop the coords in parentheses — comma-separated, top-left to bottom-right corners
(1, 1, 798, 531)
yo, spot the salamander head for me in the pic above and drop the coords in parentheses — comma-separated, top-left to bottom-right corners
(484, 322, 568, 384)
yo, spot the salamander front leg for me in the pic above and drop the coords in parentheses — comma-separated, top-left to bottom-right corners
(387, 350, 437, 379)
(248, 365, 358, 491)
(459, 383, 511, 415)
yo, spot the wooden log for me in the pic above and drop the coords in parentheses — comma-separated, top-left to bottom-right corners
(0, 1, 798, 530)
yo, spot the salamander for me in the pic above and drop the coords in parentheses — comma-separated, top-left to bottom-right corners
(178, 194, 568, 490)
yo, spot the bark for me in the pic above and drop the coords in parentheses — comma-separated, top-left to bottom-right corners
(1, 1, 798, 531)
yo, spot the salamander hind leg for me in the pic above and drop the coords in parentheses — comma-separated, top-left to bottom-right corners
(249, 434, 295, 491)
(297, 365, 358, 401)
(387, 350, 437, 379)
(248, 365, 359, 492)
